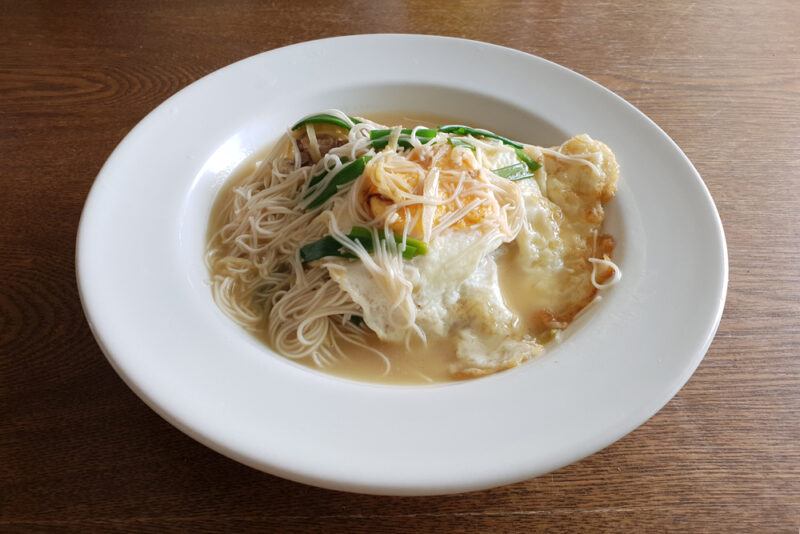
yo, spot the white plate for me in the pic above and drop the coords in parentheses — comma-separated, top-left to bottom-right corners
(77, 35, 727, 495)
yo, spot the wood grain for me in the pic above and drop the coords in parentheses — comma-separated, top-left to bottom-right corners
(1, 0, 798, 531)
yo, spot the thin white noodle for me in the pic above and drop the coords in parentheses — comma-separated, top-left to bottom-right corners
(588, 256, 622, 289)
(295, 109, 356, 129)
(407, 125, 425, 150)
(305, 123, 321, 162)
(539, 146, 605, 177)
(572, 294, 602, 322)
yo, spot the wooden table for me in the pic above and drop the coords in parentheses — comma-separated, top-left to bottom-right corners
(2, 1, 798, 531)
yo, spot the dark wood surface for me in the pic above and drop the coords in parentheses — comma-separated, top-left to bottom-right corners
(2, 1, 798, 531)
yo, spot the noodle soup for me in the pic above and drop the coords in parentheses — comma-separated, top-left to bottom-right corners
(207, 111, 620, 384)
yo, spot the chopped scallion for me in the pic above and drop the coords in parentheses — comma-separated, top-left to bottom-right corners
(292, 113, 359, 131)
(515, 148, 542, 172)
(492, 163, 534, 181)
(439, 125, 524, 149)
(305, 156, 371, 209)
(448, 137, 476, 151)
(299, 226, 427, 263)
(369, 128, 438, 140)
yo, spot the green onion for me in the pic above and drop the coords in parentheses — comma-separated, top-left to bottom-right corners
(346, 226, 425, 258)
(515, 148, 541, 172)
(369, 128, 438, 150)
(369, 128, 438, 140)
(305, 156, 371, 209)
(308, 158, 351, 188)
(398, 243, 419, 259)
(448, 137, 476, 151)
(309, 170, 326, 188)
(299, 235, 343, 262)
(346, 226, 372, 241)
(439, 125, 524, 149)
(371, 136, 437, 150)
(300, 227, 427, 263)
(292, 113, 359, 131)
(492, 163, 534, 181)
(400, 235, 428, 255)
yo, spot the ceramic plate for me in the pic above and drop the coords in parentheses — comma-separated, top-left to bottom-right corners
(77, 34, 727, 495)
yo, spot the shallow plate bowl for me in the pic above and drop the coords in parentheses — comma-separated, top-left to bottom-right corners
(77, 34, 728, 495)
